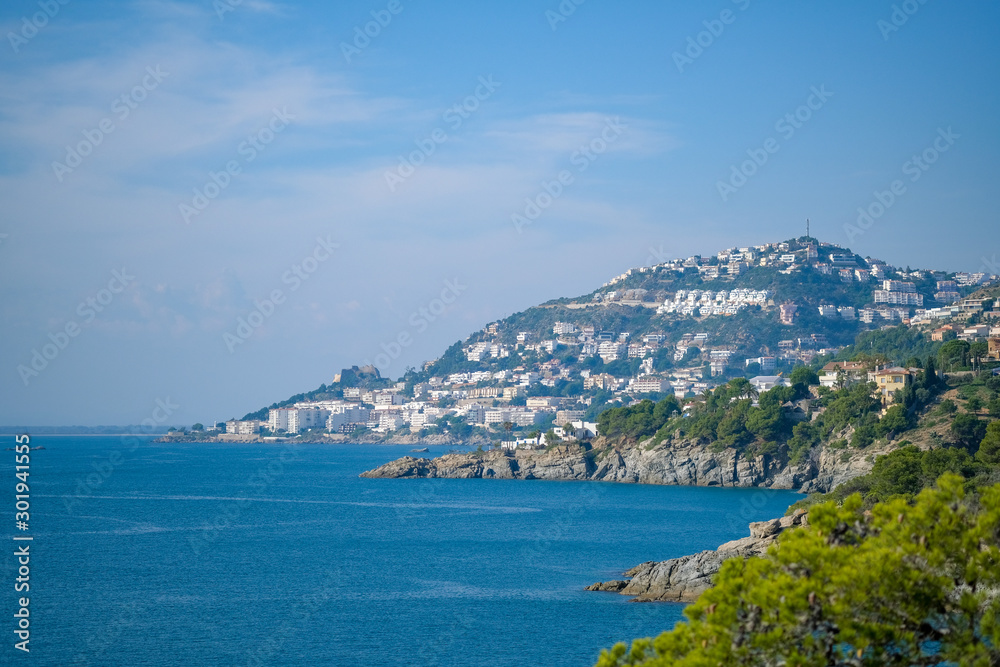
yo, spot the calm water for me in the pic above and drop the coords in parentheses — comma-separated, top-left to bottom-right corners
(3, 437, 800, 666)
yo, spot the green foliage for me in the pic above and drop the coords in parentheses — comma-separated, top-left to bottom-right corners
(850, 423, 876, 449)
(794, 443, 996, 513)
(787, 421, 820, 464)
(651, 348, 674, 372)
(958, 383, 982, 401)
(610, 366, 942, 463)
(598, 396, 680, 440)
(788, 365, 819, 387)
(679, 347, 701, 366)
(434, 414, 474, 440)
(813, 382, 882, 441)
(939, 338, 971, 371)
(976, 421, 1000, 466)
(668, 379, 797, 452)
(604, 358, 644, 377)
(874, 404, 913, 438)
(827, 325, 941, 368)
(989, 397, 1000, 418)
(924, 355, 938, 386)
(950, 412, 987, 450)
(970, 340, 989, 366)
(595, 475, 1000, 666)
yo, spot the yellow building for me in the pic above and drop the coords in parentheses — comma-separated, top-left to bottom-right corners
(870, 367, 913, 404)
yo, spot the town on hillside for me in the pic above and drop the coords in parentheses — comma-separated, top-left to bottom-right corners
(192, 238, 999, 446)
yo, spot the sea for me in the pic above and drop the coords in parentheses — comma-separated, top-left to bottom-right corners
(3, 437, 801, 666)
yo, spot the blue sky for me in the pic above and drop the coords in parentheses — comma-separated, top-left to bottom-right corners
(1, 0, 998, 426)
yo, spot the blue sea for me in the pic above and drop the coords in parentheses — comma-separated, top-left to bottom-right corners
(3, 437, 801, 666)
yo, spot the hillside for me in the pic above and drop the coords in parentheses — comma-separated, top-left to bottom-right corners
(236, 236, 996, 442)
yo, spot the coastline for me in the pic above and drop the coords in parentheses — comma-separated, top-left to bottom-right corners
(359, 439, 882, 494)
(151, 432, 492, 446)
(585, 510, 809, 602)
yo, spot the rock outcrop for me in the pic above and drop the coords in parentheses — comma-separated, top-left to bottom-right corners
(361, 440, 880, 494)
(585, 510, 809, 602)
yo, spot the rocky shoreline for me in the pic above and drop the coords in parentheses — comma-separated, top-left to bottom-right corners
(585, 510, 808, 602)
(360, 439, 881, 494)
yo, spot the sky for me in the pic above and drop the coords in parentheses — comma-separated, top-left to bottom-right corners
(1, 0, 998, 426)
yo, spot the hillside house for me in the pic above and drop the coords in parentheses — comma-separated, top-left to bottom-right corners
(869, 367, 913, 405)
(819, 361, 868, 389)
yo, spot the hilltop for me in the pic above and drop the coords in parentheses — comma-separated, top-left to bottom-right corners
(222, 236, 996, 443)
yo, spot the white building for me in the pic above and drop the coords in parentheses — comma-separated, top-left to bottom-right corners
(553, 322, 578, 335)
(226, 420, 261, 435)
(326, 407, 371, 432)
(268, 408, 295, 433)
(598, 341, 626, 361)
(818, 305, 838, 318)
(485, 409, 545, 427)
(746, 357, 777, 373)
(295, 408, 331, 432)
(749, 376, 791, 393)
(632, 377, 669, 393)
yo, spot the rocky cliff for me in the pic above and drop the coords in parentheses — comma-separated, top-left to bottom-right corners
(360, 440, 880, 493)
(585, 510, 809, 602)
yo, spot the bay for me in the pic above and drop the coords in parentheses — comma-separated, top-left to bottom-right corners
(5, 437, 801, 666)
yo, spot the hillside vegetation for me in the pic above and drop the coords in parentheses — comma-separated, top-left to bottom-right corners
(595, 474, 1000, 666)
(594, 362, 1000, 665)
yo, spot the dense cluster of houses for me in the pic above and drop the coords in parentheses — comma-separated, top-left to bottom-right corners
(222, 240, 997, 442)
(605, 239, 995, 331)
(656, 289, 773, 317)
(222, 389, 601, 442)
